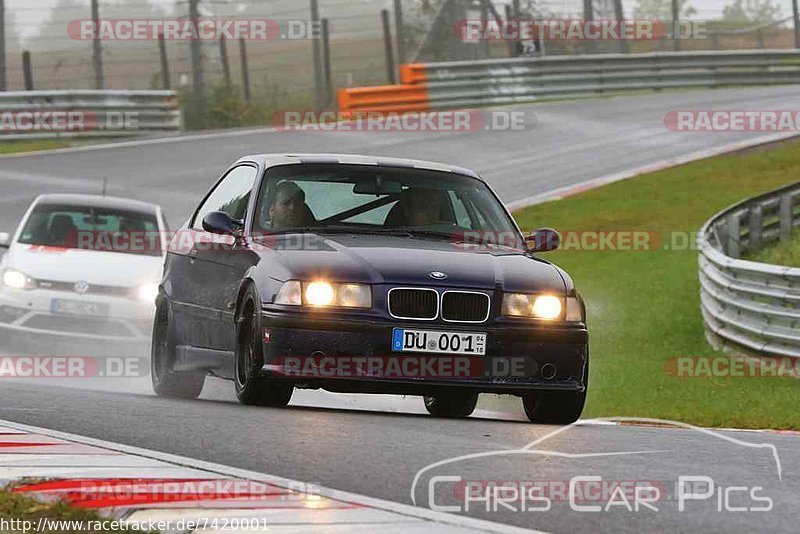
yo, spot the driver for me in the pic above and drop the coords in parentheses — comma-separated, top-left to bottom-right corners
(268, 180, 312, 229)
(401, 188, 445, 226)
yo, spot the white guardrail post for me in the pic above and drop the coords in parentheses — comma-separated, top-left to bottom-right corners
(0, 90, 181, 140)
(698, 182, 800, 358)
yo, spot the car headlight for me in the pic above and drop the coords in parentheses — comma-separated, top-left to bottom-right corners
(275, 281, 302, 305)
(337, 283, 371, 308)
(2, 269, 36, 290)
(532, 295, 563, 320)
(275, 280, 371, 309)
(502, 293, 582, 321)
(305, 281, 335, 307)
(136, 283, 160, 303)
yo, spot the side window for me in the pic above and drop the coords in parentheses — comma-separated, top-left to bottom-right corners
(193, 166, 257, 230)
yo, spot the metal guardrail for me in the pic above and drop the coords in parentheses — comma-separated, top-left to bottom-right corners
(339, 50, 800, 114)
(0, 90, 181, 140)
(698, 182, 800, 358)
(406, 50, 800, 108)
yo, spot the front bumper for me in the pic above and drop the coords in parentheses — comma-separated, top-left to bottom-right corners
(0, 286, 155, 343)
(259, 309, 588, 396)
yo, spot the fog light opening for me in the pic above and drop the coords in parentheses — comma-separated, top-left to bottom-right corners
(540, 363, 557, 380)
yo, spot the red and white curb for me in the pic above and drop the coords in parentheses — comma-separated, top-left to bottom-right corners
(0, 419, 536, 533)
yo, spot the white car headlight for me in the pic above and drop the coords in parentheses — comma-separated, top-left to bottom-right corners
(2, 269, 35, 290)
(275, 281, 303, 305)
(275, 281, 371, 309)
(502, 293, 571, 321)
(531, 295, 563, 320)
(136, 283, 160, 303)
(337, 283, 371, 308)
(305, 281, 335, 307)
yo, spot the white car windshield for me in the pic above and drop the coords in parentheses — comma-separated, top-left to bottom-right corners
(17, 204, 162, 257)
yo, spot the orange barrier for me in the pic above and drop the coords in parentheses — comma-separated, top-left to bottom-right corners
(337, 74, 429, 117)
(399, 64, 428, 85)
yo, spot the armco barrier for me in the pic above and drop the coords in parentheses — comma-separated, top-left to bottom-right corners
(0, 90, 181, 140)
(698, 182, 800, 358)
(337, 84, 429, 117)
(339, 50, 800, 114)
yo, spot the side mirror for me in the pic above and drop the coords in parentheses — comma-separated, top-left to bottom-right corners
(0, 232, 10, 249)
(524, 228, 560, 253)
(202, 211, 242, 236)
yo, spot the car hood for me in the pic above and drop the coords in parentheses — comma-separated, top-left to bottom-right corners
(263, 234, 566, 293)
(4, 244, 164, 286)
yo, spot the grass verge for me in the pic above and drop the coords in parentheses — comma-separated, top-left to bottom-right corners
(0, 487, 146, 533)
(510, 139, 800, 429)
(0, 139, 88, 155)
(747, 232, 800, 267)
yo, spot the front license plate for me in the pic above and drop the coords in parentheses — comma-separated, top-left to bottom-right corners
(392, 328, 487, 356)
(50, 299, 109, 317)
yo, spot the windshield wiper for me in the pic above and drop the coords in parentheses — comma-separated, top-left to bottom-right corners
(397, 228, 462, 241)
(256, 226, 411, 237)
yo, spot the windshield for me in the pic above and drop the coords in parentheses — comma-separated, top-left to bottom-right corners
(254, 164, 520, 243)
(17, 204, 162, 257)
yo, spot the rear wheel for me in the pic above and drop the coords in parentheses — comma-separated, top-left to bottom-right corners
(234, 285, 293, 407)
(423, 391, 478, 418)
(151, 300, 205, 399)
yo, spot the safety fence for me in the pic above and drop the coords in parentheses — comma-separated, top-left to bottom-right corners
(339, 49, 800, 115)
(0, 90, 181, 140)
(698, 181, 800, 358)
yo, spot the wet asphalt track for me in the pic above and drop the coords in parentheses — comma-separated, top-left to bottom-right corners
(1, 87, 800, 532)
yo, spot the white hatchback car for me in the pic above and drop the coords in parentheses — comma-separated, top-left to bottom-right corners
(0, 194, 168, 348)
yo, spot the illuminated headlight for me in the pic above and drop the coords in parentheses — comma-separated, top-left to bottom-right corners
(136, 283, 160, 303)
(305, 281, 335, 307)
(532, 295, 563, 320)
(502, 293, 573, 321)
(2, 269, 35, 290)
(275, 280, 371, 309)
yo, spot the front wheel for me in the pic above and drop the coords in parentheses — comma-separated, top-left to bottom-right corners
(523, 358, 588, 424)
(234, 285, 293, 407)
(522, 389, 586, 424)
(423, 391, 478, 418)
(151, 300, 205, 399)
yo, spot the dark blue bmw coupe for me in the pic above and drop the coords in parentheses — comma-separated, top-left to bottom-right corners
(152, 154, 588, 423)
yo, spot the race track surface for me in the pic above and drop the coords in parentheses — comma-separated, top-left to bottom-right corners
(1, 87, 799, 533)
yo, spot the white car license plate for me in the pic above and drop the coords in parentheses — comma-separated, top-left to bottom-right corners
(50, 299, 108, 316)
(392, 328, 486, 356)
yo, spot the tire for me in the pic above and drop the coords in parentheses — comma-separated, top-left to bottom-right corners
(234, 284, 293, 407)
(523, 359, 588, 424)
(423, 391, 479, 418)
(151, 300, 205, 399)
